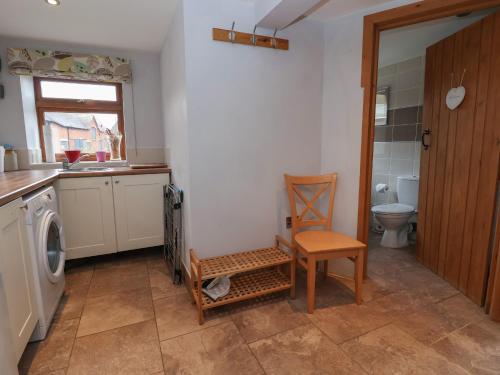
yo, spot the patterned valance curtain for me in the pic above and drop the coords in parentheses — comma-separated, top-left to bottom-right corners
(7, 48, 132, 83)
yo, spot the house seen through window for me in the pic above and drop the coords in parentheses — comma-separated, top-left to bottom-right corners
(34, 78, 125, 162)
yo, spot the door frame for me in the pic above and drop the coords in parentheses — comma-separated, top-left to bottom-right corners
(357, 0, 500, 274)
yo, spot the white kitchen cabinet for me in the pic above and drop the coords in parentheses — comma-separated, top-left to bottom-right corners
(0, 198, 38, 361)
(56, 177, 116, 260)
(113, 174, 169, 252)
(56, 173, 169, 259)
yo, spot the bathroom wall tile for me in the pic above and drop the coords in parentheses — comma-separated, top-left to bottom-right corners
(377, 74, 396, 88)
(397, 56, 423, 73)
(373, 158, 390, 174)
(414, 142, 421, 161)
(372, 174, 389, 186)
(390, 159, 414, 176)
(395, 70, 422, 91)
(413, 160, 421, 176)
(375, 126, 393, 142)
(417, 106, 424, 123)
(393, 125, 417, 142)
(374, 142, 392, 158)
(391, 142, 415, 160)
(416, 123, 423, 138)
(394, 106, 419, 125)
(395, 88, 421, 108)
(379, 64, 397, 77)
(388, 176, 398, 190)
(387, 109, 395, 125)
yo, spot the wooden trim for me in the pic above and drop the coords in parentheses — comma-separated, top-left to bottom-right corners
(357, 0, 500, 276)
(33, 77, 125, 162)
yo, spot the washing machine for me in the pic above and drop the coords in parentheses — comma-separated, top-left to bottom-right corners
(23, 186, 65, 341)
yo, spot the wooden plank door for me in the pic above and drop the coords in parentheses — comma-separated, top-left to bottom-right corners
(417, 11, 500, 306)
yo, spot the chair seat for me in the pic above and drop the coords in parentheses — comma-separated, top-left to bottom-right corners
(295, 230, 366, 254)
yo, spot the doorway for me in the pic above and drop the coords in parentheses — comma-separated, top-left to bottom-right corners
(358, 0, 500, 321)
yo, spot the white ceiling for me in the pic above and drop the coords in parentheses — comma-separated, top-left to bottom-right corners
(308, 0, 395, 21)
(0, 0, 179, 52)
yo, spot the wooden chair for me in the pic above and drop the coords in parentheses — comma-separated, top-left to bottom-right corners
(284, 173, 366, 314)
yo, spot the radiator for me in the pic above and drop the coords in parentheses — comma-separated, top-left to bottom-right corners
(164, 184, 184, 285)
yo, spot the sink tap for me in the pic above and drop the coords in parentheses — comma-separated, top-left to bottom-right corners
(62, 154, 90, 170)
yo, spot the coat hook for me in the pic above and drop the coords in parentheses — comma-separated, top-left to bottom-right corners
(271, 28, 279, 49)
(228, 21, 236, 43)
(252, 25, 258, 45)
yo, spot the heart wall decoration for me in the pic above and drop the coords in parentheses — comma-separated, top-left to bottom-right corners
(446, 86, 466, 110)
(446, 69, 467, 111)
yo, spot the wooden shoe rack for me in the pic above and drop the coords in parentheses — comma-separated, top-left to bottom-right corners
(189, 236, 296, 324)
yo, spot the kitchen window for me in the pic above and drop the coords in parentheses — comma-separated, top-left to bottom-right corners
(34, 78, 125, 162)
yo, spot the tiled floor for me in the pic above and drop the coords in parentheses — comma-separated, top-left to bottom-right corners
(19, 239, 500, 375)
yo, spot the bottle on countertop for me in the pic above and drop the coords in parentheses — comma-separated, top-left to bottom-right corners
(2, 145, 18, 171)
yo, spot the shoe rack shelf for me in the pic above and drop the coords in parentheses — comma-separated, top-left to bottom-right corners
(189, 236, 296, 324)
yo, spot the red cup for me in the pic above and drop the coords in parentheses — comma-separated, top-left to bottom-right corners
(96, 151, 107, 162)
(64, 150, 81, 163)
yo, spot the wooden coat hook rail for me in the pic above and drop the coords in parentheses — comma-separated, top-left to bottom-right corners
(213, 22, 289, 51)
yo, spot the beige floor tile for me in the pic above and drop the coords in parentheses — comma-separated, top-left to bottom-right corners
(161, 321, 263, 375)
(397, 267, 460, 302)
(289, 271, 355, 312)
(67, 320, 163, 375)
(55, 285, 89, 320)
(148, 263, 185, 300)
(393, 303, 470, 345)
(87, 262, 150, 297)
(64, 265, 94, 290)
(231, 300, 309, 343)
(437, 294, 488, 324)
(154, 292, 228, 341)
(77, 288, 154, 337)
(368, 289, 436, 317)
(432, 321, 500, 375)
(19, 319, 79, 375)
(249, 324, 365, 375)
(332, 273, 396, 303)
(341, 324, 470, 374)
(308, 301, 393, 344)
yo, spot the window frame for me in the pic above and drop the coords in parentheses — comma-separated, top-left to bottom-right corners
(34, 77, 126, 162)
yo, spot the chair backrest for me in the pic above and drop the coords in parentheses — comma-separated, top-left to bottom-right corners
(284, 173, 337, 237)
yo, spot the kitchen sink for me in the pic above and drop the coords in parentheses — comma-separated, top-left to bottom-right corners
(61, 167, 112, 172)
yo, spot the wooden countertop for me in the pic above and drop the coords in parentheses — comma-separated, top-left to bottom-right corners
(0, 170, 59, 206)
(0, 166, 171, 207)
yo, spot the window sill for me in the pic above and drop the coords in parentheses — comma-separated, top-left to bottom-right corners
(30, 160, 128, 169)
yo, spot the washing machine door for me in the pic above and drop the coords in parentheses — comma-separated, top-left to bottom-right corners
(38, 211, 65, 284)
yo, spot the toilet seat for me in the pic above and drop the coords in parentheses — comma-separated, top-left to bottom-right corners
(371, 203, 414, 215)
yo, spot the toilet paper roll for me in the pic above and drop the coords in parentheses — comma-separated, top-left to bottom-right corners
(375, 183, 389, 193)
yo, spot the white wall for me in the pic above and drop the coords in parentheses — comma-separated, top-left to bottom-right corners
(0, 37, 165, 165)
(166, 0, 324, 259)
(161, 1, 193, 263)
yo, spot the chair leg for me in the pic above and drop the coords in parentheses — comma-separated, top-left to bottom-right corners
(355, 250, 364, 305)
(323, 260, 329, 280)
(307, 257, 316, 314)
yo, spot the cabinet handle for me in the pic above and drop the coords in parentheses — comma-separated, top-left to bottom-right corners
(105, 181, 109, 186)
(115, 180, 120, 184)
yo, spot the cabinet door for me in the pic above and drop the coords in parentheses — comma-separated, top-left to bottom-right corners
(56, 177, 117, 259)
(0, 198, 38, 361)
(112, 174, 169, 252)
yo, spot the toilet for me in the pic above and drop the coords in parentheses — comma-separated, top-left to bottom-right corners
(371, 176, 419, 248)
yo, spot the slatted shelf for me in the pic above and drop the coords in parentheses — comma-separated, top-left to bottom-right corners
(197, 268, 291, 309)
(189, 236, 296, 324)
(199, 247, 292, 280)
